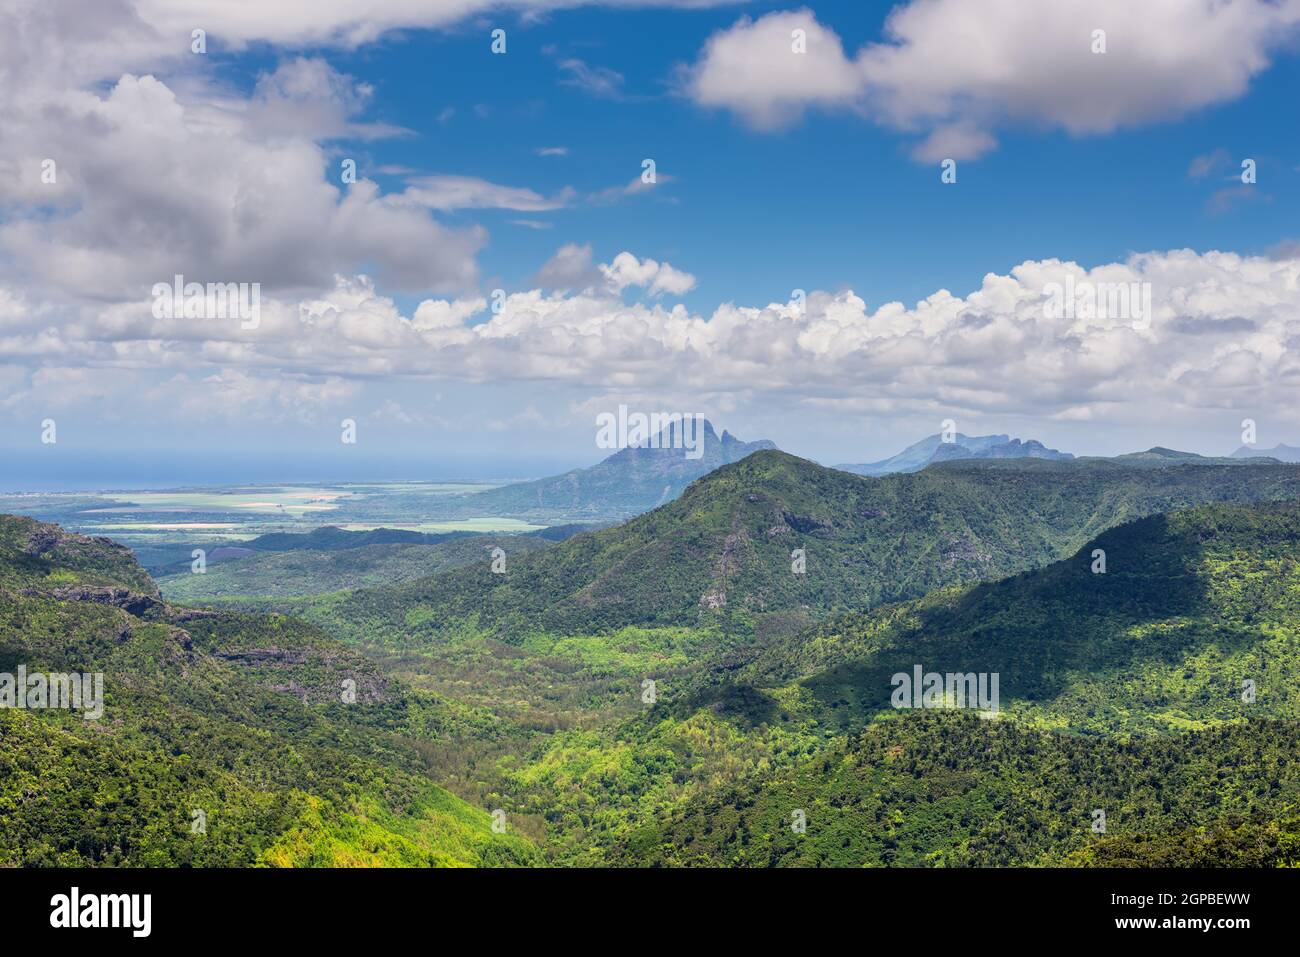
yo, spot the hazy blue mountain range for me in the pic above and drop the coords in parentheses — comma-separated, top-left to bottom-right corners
(1108, 447, 1280, 467)
(455, 419, 775, 521)
(1232, 444, 1300, 463)
(836, 433, 1073, 476)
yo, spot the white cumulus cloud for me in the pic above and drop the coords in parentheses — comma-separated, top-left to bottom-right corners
(6, 249, 1300, 435)
(684, 1, 1300, 158)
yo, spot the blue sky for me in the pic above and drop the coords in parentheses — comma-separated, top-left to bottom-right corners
(242, 1, 1300, 311)
(3, 0, 1300, 488)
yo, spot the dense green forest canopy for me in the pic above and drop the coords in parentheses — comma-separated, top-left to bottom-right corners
(6, 455, 1300, 867)
(0, 516, 536, 867)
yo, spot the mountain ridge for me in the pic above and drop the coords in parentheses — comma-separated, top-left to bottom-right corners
(837, 432, 1073, 476)
(453, 419, 775, 520)
(293, 449, 1300, 646)
(0, 514, 538, 867)
(595, 499, 1300, 866)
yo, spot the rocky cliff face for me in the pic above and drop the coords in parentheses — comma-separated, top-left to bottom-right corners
(0, 514, 159, 594)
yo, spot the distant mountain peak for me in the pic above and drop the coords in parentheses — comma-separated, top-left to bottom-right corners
(1232, 443, 1300, 463)
(463, 420, 777, 520)
(607, 417, 774, 463)
(1110, 447, 1279, 467)
(837, 432, 1072, 477)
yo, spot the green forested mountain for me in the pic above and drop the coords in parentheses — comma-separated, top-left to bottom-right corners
(0, 514, 156, 593)
(499, 501, 1300, 865)
(294, 450, 1300, 646)
(746, 500, 1300, 733)
(0, 516, 537, 867)
(8, 474, 1300, 868)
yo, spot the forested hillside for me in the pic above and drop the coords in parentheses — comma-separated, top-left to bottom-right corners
(606, 715, 1300, 867)
(492, 501, 1300, 865)
(291, 451, 1300, 646)
(0, 516, 537, 867)
(8, 483, 1300, 868)
(747, 500, 1300, 733)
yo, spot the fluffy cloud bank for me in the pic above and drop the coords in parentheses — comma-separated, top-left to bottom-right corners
(0, 43, 485, 303)
(0, 0, 717, 311)
(534, 245, 696, 296)
(685, 1, 1300, 158)
(5, 249, 1300, 429)
(3, 0, 1298, 441)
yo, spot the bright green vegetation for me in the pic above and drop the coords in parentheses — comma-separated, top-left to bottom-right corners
(481, 501, 1300, 865)
(0, 516, 155, 593)
(603, 714, 1300, 867)
(261, 454, 1300, 867)
(747, 501, 1300, 734)
(9, 450, 1300, 868)
(0, 516, 538, 867)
